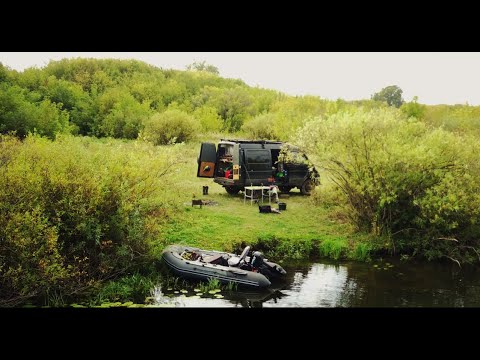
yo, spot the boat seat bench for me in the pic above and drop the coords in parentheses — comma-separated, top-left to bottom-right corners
(202, 254, 224, 264)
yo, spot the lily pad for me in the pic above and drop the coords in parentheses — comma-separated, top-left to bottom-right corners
(197, 293, 204, 296)
(214, 294, 224, 299)
(180, 290, 188, 294)
(373, 264, 378, 268)
(194, 289, 201, 292)
(167, 288, 173, 291)
(174, 291, 179, 294)
(208, 290, 217, 294)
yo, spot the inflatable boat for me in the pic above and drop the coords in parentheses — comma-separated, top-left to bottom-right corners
(161, 245, 286, 288)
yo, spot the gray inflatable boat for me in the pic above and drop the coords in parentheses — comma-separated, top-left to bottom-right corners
(161, 245, 286, 288)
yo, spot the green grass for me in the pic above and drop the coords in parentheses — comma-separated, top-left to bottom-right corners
(198, 278, 222, 293)
(163, 188, 352, 257)
(90, 273, 158, 305)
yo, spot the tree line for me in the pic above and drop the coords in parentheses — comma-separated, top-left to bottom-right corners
(2, 59, 480, 142)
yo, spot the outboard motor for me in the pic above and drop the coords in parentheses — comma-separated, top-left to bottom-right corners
(251, 251, 265, 268)
(251, 251, 274, 278)
(251, 251, 286, 279)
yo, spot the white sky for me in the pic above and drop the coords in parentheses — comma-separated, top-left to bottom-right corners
(1, 52, 479, 105)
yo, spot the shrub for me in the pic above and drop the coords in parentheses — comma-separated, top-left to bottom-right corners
(241, 113, 278, 140)
(0, 84, 70, 139)
(95, 87, 152, 139)
(140, 109, 200, 145)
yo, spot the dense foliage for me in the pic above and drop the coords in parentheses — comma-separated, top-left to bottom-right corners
(0, 59, 350, 142)
(140, 109, 200, 145)
(0, 134, 180, 305)
(296, 108, 480, 264)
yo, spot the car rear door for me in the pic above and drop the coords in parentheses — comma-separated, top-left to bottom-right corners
(197, 143, 216, 178)
(244, 149, 272, 185)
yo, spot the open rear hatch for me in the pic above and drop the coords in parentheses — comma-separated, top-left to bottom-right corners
(197, 142, 216, 178)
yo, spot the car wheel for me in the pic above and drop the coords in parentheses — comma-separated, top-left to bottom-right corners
(300, 179, 315, 195)
(225, 186, 241, 195)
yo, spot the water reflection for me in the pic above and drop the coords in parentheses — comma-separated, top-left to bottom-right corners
(263, 264, 349, 307)
(153, 260, 480, 307)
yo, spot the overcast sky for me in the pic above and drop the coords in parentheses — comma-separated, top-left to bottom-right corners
(1, 52, 479, 105)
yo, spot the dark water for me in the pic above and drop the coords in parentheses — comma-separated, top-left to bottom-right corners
(152, 259, 480, 307)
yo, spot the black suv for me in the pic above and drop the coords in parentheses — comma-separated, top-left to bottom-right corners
(197, 139, 320, 195)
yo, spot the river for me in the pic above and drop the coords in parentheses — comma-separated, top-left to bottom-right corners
(151, 258, 480, 307)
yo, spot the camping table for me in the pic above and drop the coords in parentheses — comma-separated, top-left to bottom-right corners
(244, 186, 271, 205)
